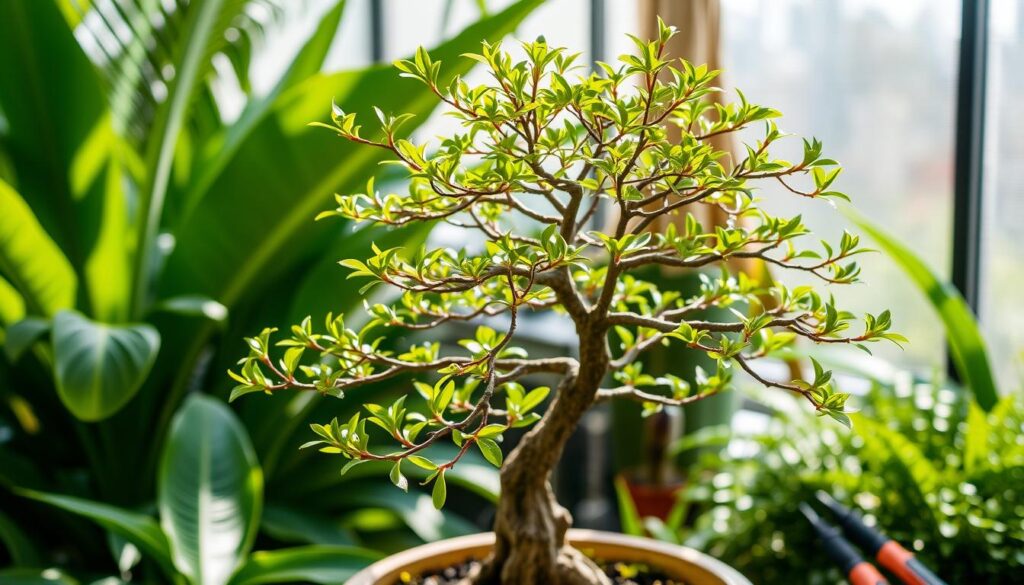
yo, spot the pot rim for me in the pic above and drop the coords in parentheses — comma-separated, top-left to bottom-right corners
(346, 528, 751, 585)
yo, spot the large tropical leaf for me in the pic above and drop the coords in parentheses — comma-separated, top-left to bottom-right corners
(16, 488, 173, 575)
(149, 0, 540, 496)
(0, 180, 77, 316)
(133, 0, 257, 316)
(161, 0, 544, 308)
(226, 545, 380, 585)
(159, 395, 262, 585)
(259, 505, 357, 547)
(0, 276, 26, 327)
(66, 0, 291, 143)
(0, 0, 107, 265)
(0, 1, 132, 322)
(173, 0, 348, 230)
(4, 317, 50, 362)
(844, 208, 999, 410)
(52, 310, 160, 421)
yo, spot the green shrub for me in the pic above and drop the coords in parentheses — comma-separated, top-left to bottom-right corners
(670, 377, 1023, 584)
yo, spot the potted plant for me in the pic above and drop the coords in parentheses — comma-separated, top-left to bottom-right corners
(229, 20, 903, 585)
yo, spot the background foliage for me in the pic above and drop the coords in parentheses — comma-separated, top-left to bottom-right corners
(618, 218, 1022, 583)
(0, 0, 542, 582)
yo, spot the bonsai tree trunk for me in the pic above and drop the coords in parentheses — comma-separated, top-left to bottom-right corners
(471, 318, 612, 585)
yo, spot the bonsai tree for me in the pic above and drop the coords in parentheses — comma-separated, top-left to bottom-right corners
(230, 21, 903, 584)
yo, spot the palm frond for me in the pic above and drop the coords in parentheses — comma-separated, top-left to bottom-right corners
(64, 0, 294, 145)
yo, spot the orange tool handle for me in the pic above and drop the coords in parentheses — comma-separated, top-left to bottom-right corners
(877, 541, 947, 585)
(849, 561, 889, 585)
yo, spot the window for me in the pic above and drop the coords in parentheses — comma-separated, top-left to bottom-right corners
(720, 0, 962, 369)
(982, 0, 1024, 388)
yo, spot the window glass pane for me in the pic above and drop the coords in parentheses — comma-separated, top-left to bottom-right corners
(324, 0, 373, 70)
(720, 0, 961, 369)
(382, 0, 590, 62)
(981, 0, 1024, 389)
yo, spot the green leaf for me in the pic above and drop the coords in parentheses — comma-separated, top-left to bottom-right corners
(844, 207, 998, 411)
(331, 488, 476, 542)
(159, 395, 263, 585)
(0, 508, 40, 566)
(4, 317, 49, 362)
(152, 295, 229, 324)
(476, 438, 503, 467)
(276, 2, 347, 93)
(0, 568, 79, 585)
(0, 1, 131, 323)
(963, 401, 989, 475)
(389, 461, 408, 492)
(405, 455, 438, 471)
(259, 505, 356, 547)
(227, 545, 381, 585)
(178, 0, 349, 225)
(52, 310, 160, 421)
(131, 0, 250, 317)
(0, 180, 77, 316)
(161, 0, 544, 311)
(0, 276, 26, 327)
(431, 471, 447, 510)
(0, 0, 107, 276)
(613, 475, 643, 537)
(338, 458, 369, 478)
(16, 488, 173, 576)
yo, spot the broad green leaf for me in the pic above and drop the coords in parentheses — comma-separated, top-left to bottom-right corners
(0, 0, 106, 263)
(322, 485, 476, 543)
(226, 545, 380, 585)
(16, 488, 173, 575)
(4, 317, 49, 362)
(52, 310, 160, 421)
(259, 505, 356, 546)
(159, 395, 263, 585)
(82, 138, 131, 323)
(0, 2, 127, 322)
(176, 0, 348, 227)
(0, 180, 77, 316)
(132, 0, 252, 316)
(0, 275, 26, 327)
(0, 568, 79, 585)
(55, 0, 93, 27)
(844, 208, 999, 410)
(161, 0, 544, 310)
(277, 1, 347, 92)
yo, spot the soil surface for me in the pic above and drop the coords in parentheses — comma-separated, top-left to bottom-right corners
(402, 558, 686, 584)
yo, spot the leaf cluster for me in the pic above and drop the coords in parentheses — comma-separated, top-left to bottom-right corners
(232, 20, 903, 503)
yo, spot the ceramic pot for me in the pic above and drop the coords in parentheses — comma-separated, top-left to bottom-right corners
(346, 528, 751, 584)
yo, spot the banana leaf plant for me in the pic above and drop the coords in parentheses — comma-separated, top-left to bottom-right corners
(12, 395, 383, 585)
(0, 0, 541, 579)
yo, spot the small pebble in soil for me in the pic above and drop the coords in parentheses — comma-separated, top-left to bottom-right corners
(404, 559, 686, 584)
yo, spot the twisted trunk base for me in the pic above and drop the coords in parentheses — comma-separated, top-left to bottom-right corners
(466, 327, 612, 585)
(468, 479, 610, 585)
